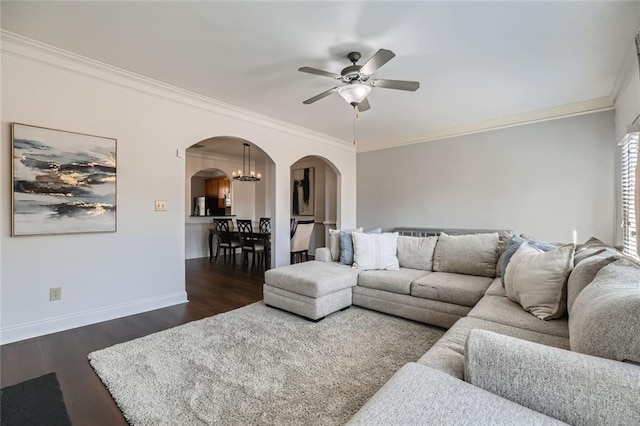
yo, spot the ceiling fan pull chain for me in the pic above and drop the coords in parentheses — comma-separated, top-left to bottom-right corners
(353, 107, 357, 146)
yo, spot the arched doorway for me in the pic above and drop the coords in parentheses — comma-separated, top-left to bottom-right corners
(290, 155, 339, 257)
(185, 136, 276, 264)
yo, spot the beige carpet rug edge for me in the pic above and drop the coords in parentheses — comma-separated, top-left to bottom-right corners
(89, 301, 444, 426)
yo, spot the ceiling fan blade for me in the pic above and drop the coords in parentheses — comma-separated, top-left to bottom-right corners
(372, 79, 420, 91)
(298, 66, 340, 79)
(357, 97, 371, 112)
(302, 87, 338, 104)
(360, 49, 396, 75)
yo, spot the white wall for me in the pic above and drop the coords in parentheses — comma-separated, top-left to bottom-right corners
(357, 111, 616, 244)
(0, 34, 356, 343)
(614, 44, 640, 141)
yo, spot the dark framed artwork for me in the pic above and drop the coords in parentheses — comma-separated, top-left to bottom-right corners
(291, 167, 314, 216)
(11, 123, 117, 236)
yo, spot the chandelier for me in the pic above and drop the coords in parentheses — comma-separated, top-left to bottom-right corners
(233, 143, 261, 182)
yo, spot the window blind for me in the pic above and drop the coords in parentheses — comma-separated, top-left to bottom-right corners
(621, 132, 639, 258)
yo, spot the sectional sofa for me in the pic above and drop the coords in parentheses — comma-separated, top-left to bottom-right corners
(263, 230, 640, 424)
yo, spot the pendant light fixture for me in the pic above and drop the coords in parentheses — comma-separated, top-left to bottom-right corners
(232, 143, 261, 182)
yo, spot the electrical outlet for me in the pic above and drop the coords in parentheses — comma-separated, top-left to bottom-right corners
(50, 287, 62, 301)
(155, 200, 167, 211)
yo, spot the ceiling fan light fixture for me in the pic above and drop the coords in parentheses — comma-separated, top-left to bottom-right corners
(338, 83, 371, 107)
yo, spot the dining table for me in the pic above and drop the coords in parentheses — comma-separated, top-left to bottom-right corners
(209, 228, 271, 269)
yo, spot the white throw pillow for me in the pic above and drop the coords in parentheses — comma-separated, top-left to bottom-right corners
(329, 227, 362, 261)
(352, 232, 400, 271)
(504, 242, 574, 320)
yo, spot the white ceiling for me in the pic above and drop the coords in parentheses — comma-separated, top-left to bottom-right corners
(2, 1, 639, 152)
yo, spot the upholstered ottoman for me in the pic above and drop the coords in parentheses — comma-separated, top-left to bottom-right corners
(264, 261, 360, 321)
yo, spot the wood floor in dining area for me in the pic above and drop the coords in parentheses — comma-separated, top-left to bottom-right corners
(0, 257, 265, 426)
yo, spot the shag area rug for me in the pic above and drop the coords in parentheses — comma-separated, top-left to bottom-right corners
(89, 302, 444, 426)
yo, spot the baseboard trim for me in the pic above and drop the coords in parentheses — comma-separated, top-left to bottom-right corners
(0, 291, 188, 345)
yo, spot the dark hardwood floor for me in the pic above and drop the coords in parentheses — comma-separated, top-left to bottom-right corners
(0, 257, 265, 426)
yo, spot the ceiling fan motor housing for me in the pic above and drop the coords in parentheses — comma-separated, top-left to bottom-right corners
(341, 52, 370, 83)
(341, 64, 365, 82)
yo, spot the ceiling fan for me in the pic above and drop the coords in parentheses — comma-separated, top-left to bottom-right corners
(298, 49, 420, 112)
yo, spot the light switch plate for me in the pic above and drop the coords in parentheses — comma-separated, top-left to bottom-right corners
(155, 200, 167, 211)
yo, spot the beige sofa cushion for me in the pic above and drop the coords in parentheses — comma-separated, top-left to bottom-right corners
(504, 243, 574, 320)
(567, 250, 619, 315)
(411, 272, 492, 307)
(358, 268, 429, 295)
(484, 278, 506, 297)
(465, 330, 640, 426)
(570, 259, 640, 364)
(417, 316, 570, 379)
(433, 233, 499, 278)
(467, 295, 569, 338)
(396, 236, 438, 271)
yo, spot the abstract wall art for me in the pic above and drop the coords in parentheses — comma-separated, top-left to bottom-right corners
(292, 167, 314, 216)
(11, 123, 117, 236)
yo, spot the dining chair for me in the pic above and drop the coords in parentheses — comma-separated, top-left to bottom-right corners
(290, 218, 297, 239)
(213, 219, 241, 265)
(237, 219, 265, 270)
(259, 217, 271, 233)
(290, 220, 315, 264)
(258, 217, 271, 267)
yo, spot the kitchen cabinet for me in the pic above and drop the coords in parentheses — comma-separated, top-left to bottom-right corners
(205, 178, 219, 196)
(205, 177, 230, 205)
(218, 178, 230, 195)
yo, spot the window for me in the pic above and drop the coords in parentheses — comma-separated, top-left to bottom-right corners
(621, 131, 639, 258)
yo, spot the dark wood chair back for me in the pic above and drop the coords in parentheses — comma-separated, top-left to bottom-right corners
(236, 219, 255, 246)
(259, 217, 271, 234)
(213, 219, 233, 245)
(290, 218, 297, 238)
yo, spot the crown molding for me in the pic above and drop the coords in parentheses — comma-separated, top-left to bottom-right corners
(0, 30, 354, 153)
(357, 97, 614, 153)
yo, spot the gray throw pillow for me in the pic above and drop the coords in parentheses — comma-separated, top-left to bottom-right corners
(567, 250, 619, 315)
(340, 228, 381, 265)
(504, 242, 575, 320)
(501, 234, 556, 286)
(396, 236, 438, 271)
(574, 236, 616, 265)
(433, 232, 499, 278)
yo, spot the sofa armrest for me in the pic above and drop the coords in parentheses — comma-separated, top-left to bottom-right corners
(314, 247, 332, 262)
(347, 363, 563, 425)
(465, 329, 640, 426)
